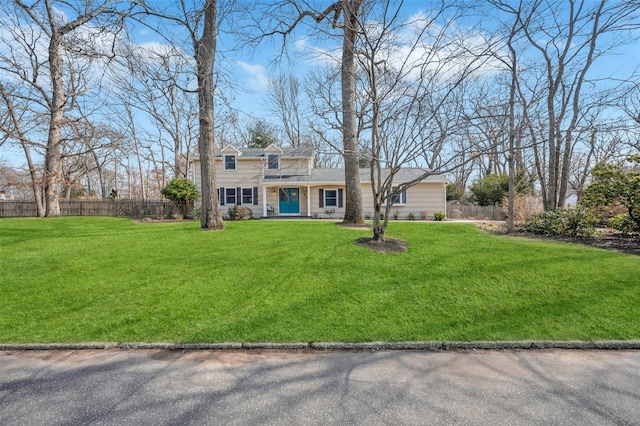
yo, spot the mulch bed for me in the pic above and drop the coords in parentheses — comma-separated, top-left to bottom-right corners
(338, 222, 409, 253)
(511, 231, 640, 256)
(355, 237, 408, 253)
(473, 221, 640, 256)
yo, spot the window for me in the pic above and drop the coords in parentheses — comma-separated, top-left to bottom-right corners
(224, 155, 236, 171)
(267, 154, 279, 170)
(225, 187, 236, 205)
(319, 188, 343, 208)
(241, 188, 253, 205)
(388, 187, 407, 205)
(324, 189, 338, 207)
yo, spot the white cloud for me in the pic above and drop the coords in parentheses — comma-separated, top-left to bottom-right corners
(236, 60, 269, 90)
(292, 36, 341, 67)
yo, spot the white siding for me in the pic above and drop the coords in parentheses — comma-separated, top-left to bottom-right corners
(192, 157, 446, 219)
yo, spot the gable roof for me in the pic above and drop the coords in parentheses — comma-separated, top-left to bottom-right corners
(220, 144, 242, 155)
(264, 143, 284, 154)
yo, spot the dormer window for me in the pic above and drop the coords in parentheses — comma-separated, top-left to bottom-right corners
(224, 155, 236, 171)
(267, 154, 280, 170)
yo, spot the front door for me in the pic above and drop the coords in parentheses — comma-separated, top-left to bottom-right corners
(279, 187, 300, 214)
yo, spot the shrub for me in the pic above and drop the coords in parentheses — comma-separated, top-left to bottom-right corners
(235, 206, 253, 220)
(407, 212, 415, 220)
(191, 206, 201, 220)
(324, 208, 336, 218)
(392, 211, 399, 220)
(160, 178, 199, 218)
(470, 174, 508, 206)
(433, 212, 445, 221)
(522, 207, 598, 237)
(609, 214, 640, 235)
(226, 206, 236, 220)
(227, 206, 253, 221)
(470, 171, 536, 206)
(582, 156, 640, 231)
(421, 211, 428, 220)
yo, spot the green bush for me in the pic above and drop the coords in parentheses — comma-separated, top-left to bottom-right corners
(433, 212, 445, 221)
(609, 213, 640, 235)
(470, 174, 508, 206)
(522, 207, 598, 237)
(582, 155, 640, 232)
(470, 170, 535, 206)
(160, 178, 199, 218)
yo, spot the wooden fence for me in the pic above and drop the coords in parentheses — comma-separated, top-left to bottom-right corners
(0, 200, 180, 219)
(446, 204, 505, 221)
(2, 199, 504, 220)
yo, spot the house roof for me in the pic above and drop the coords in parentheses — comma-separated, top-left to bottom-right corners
(214, 145, 314, 158)
(261, 168, 447, 185)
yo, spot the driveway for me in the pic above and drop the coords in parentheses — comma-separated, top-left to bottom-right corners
(1, 349, 639, 425)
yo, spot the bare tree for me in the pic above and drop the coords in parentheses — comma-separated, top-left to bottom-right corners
(304, 63, 371, 169)
(137, 0, 227, 230)
(0, 0, 133, 216)
(111, 93, 150, 200)
(266, 73, 303, 147)
(193, 0, 225, 229)
(355, 1, 495, 241)
(501, 0, 640, 210)
(117, 44, 199, 179)
(0, 82, 45, 215)
(257, 0, 366, 223)
(59, 119, 125, 198)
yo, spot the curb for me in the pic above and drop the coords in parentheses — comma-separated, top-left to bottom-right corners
(1, 341, 640, 351)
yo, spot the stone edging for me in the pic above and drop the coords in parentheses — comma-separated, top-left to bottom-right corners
(1, 340, 640, 351)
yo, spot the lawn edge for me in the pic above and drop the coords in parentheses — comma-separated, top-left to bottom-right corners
(1, 340, 640, 351)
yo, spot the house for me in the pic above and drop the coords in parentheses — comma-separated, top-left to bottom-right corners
(190, 144, 447, 219)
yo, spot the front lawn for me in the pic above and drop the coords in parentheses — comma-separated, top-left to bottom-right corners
(1, 217, 638, 343)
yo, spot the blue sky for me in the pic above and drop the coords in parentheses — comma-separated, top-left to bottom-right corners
(1, 1, 639, 168)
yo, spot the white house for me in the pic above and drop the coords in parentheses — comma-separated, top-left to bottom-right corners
(191, 144, 447, 219)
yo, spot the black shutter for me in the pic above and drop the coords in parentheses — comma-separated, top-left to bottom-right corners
(220, 187, 225, 206)
(236, 187, 242, 205)
(338, 188, 344, 208)
(253, 187, 259, 205)
(319, 189, 324, 208)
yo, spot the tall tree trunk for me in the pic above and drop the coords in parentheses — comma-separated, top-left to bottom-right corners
(341, 0, 364, 224)
(195, 0, 224, 230)
(44, 32, 64, 217)
(0, 82, 45, 216)
(506, 24, 518, 233)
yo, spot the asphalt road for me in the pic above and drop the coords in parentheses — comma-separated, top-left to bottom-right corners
(1, 349, 639, 425)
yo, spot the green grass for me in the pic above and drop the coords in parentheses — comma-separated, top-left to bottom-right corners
(1, 217, 639, 343)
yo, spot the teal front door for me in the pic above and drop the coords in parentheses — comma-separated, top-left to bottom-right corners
(279, 187, 300, 214)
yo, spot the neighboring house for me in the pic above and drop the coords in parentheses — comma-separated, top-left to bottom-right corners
(565, 193, 578, 207)
(190, 144, 447, 219)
